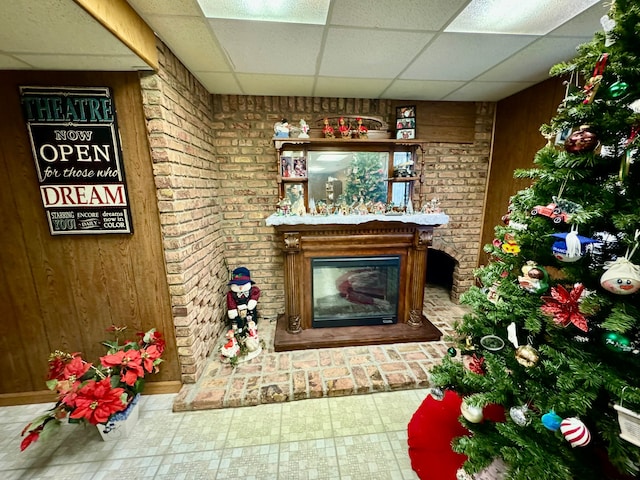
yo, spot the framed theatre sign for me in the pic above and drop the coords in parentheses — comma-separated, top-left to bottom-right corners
(20, 86, 133, 235)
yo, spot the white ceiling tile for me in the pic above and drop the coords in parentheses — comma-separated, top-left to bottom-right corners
(320, 27, 433, 78)
(314, 77, 392, 98)
(144, 15, 231, 72)
(198, 0, 330, 24)
(549, 1, 607, 37)
(443, 81, 536, 101)
(127, 0, 202, 16)
(208, 20, 323, 75)
(402, 33, 537, 81)
(13, 53, 148, 71)
(329, 0, 468, 31)
(0, 0, 132, 55)
(476, 37, 589, 82)
(193, 72, 243, 94)
(236, 74, 315, 96)
(446, 0, 601, 35)
(382, 79, 466, 101)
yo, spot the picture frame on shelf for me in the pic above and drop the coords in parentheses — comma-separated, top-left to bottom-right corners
(280, 154, 307, 178)
(396, 129, 415, 140)
(395, 105, 416, 140)
(284, 182, 306, 215)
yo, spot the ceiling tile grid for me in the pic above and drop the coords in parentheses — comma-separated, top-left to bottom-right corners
(1, 0, 609, 101)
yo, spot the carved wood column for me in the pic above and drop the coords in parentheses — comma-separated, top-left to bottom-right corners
(408, 227, 433, 327)
(282, 232, 302, 333)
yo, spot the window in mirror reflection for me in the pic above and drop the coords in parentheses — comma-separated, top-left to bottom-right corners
(308, 151, 388, 206)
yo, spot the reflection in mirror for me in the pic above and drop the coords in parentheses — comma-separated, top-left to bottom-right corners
(308, 151, 388, 206)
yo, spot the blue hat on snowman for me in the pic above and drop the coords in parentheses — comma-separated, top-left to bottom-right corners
(228, 267, 254, 285)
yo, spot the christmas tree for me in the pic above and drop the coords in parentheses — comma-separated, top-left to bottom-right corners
(429, 2, 640, 479)
(343, 152, 387, 204)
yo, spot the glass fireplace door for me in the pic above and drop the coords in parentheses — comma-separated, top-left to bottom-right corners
(311, 256, 400, 327)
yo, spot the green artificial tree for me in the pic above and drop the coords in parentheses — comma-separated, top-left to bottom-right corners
(430, 1, 640, 479)
(343, 152, 387, 204)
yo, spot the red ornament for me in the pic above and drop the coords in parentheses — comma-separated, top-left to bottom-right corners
(540, 283, 588, 332)
(565, 125, 598, 153)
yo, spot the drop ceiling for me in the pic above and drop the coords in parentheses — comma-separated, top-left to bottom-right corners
(1, 0, 608, 101)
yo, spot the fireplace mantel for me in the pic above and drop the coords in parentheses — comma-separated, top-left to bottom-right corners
(268, 213, 449, 351)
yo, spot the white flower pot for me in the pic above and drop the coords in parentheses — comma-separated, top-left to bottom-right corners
(96, 394, 140, 441)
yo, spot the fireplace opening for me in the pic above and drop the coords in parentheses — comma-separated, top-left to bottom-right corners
(426, 248, 455, 291)
(311, 256, 400, 328)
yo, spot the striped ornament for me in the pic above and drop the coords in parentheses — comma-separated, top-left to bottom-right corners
(560, 417, 591, 447)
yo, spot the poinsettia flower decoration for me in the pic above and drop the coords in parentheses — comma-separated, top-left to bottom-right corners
(20, 326, 164, 451)
(540, 283, 589, 332)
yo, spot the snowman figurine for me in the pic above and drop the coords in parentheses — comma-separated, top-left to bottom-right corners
(227, 267, 260, 332)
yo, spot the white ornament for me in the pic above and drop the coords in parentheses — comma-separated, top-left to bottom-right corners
(461, 400, 484, 423)
(601, 257, 640, 295)
(560, 417, 591, 447)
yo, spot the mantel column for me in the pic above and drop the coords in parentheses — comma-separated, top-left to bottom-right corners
(282, 232, 302, 333)
(408, 227, 433, 327)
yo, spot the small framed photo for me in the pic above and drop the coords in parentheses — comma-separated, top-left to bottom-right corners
(396, 106, 415, 119)
(396, 129, 415, 140)
(555, 127, 572, 146)
(281, 155, 307, 178)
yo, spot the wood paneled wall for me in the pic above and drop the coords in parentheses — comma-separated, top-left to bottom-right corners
(479, 77, 567, 265)
(0, 71, 180, 404)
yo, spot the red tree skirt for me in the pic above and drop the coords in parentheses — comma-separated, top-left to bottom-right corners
(407, 390, 505, 480)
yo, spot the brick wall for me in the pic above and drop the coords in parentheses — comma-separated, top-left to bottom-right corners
(139, 42, 228, 384)
(141, 42, 494, 384)
(212, 96, 495, 308)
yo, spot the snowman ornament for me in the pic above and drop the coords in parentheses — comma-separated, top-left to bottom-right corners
(600, 230, 640, 295)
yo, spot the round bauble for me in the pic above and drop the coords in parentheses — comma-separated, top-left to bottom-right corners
(608, 80, 629, 98)
(542, 410, 563, 431)
(515, 345, 539, 367)
(564, 125, 598, 153)
(428, 387, 445, 401)
(461, 400, 484, 423)
(603, 331, 633, 352)
(509, 405, 531, 426)
(447, 347, 457, 357)
(560, 417, 591, 447)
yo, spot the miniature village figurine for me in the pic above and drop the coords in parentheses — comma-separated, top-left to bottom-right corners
(220, 329, 240, 359)
(322, 118, 335, 138)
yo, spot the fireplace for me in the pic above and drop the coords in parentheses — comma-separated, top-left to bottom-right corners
(312, 256, 400, 328)
(266, 214, 449, 351)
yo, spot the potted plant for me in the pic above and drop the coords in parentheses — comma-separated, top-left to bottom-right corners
(20, 325, 165, 451)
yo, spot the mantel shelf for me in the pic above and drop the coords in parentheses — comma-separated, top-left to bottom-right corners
(272, 136, 425, 151)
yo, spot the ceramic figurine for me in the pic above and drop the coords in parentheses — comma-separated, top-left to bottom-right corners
(322, 118, 335, 138)
(274, 118, 289, 138)
(299, 119, 310, 138)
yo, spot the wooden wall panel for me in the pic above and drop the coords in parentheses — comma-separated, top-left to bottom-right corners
(392, 100, 476, 143)
(479, 77, 567, 265)
(0, 71, 180, 400)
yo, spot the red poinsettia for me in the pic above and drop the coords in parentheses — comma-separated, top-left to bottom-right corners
(540, 283, 589, 332)
(101, 349, 145, 386)
(140, 345, 163, 374)
(21, 326, 165, 451)
(69, 377, 126, 425)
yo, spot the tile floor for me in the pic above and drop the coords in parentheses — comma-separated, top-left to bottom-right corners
(1, 390, 430, 479)
(0, 285, 465, 479)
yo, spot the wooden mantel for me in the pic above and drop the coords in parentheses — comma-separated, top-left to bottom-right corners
(267, 213, 449, 351)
